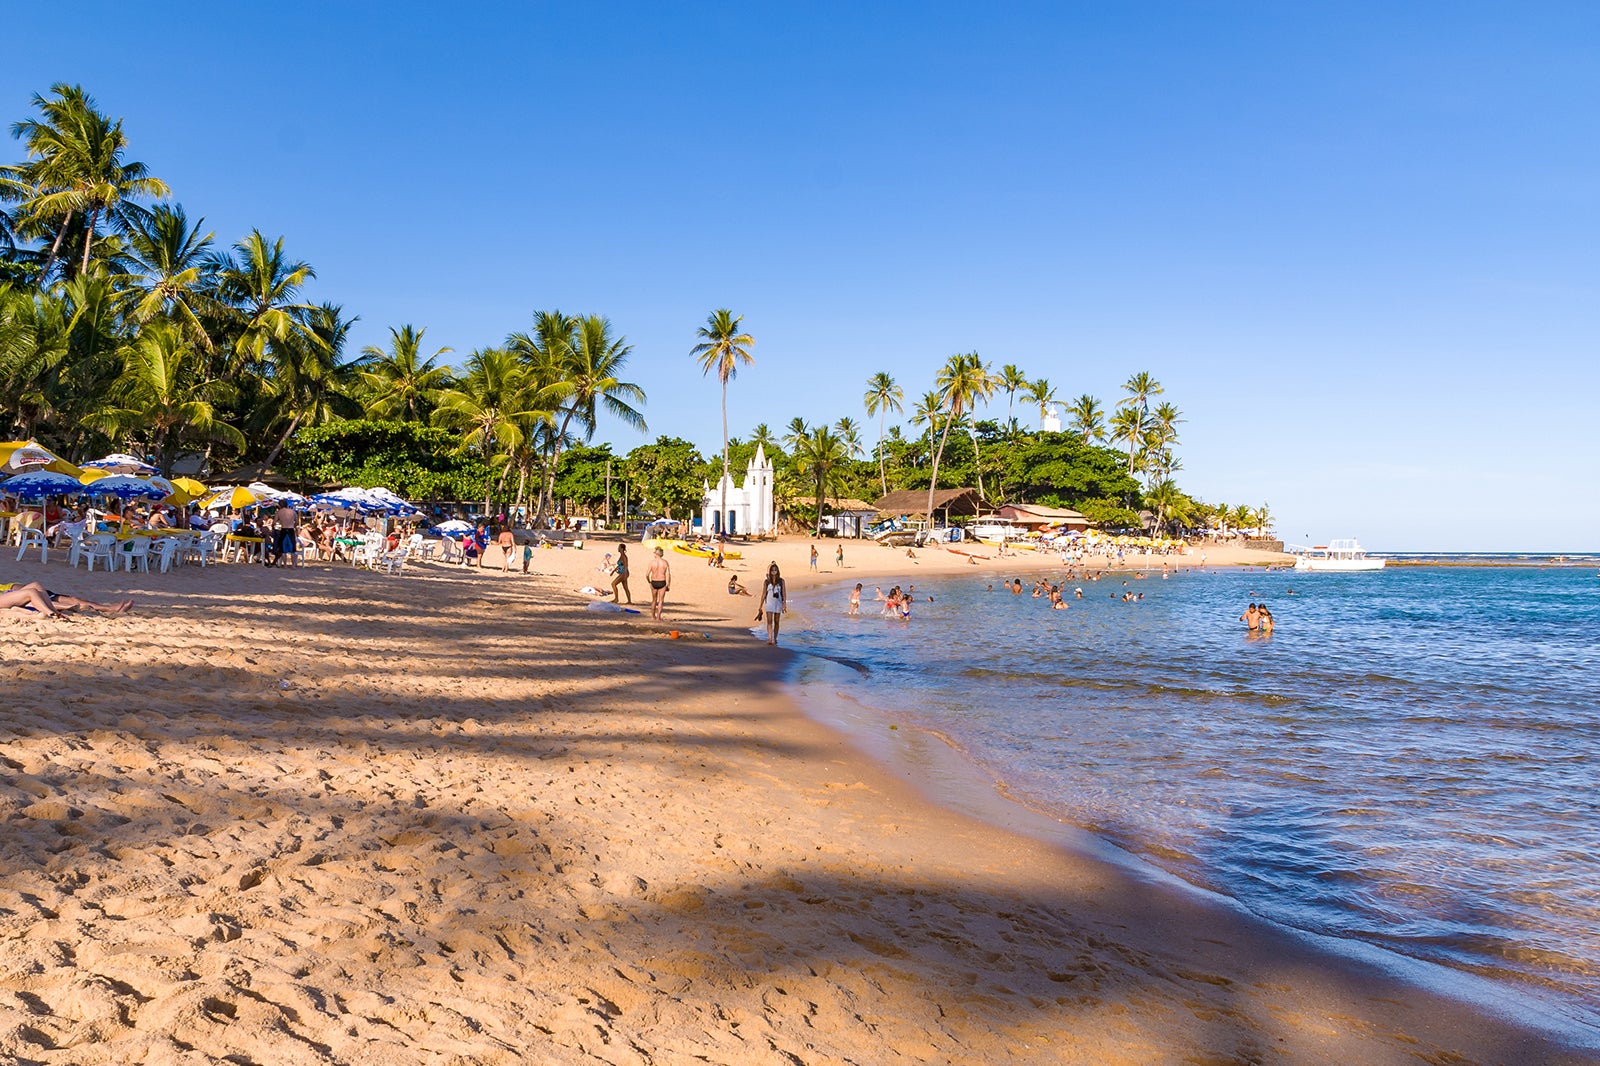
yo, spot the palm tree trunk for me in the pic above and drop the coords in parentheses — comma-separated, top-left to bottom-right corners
(535, 410, 577, 527)
(482, 427, 494, 516)
(80, 206, 100, 275)
(925, 416, 954, 529)
(719, 379, 729, 535)
(877, 410, 887, 497)
(261, 410, 304, 469)
(815, 471, 825, 536)
(38, 211, 72, 284)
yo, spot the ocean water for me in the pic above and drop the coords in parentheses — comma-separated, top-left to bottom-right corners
(782, 562, 1600, 1041)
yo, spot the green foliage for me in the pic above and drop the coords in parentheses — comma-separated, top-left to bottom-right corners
(625, 436, 706, 519)
(552, 442, 618, 511)
(1076, 498, 1146, 530)
(997, 433, 1142, 508)
(281, 419, 491, 501)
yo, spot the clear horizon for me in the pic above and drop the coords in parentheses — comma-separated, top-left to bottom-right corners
(8, 3, 1597, 553)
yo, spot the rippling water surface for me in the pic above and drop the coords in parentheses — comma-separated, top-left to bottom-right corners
(783, 563, 1600, 1037)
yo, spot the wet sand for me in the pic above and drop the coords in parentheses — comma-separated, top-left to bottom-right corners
(0, 536, 1582, 1064)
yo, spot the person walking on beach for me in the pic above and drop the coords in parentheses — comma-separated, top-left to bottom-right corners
(274, 501, 300, 567)
(497, 526, 516, 573)
(647, 547, 671, 620)
(836, 544, 844, 568)
(761, 562, 787, 645)
(809, 544, 819, 571)
(611, 544, 632, 604)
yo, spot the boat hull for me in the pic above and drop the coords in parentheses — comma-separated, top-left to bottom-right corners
(1294, 558, 1385, 571)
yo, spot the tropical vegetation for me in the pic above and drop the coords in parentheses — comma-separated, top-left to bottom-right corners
(0, 84, 1268, 538)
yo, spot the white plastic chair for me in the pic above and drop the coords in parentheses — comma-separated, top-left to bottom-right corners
(14, 527, 48, 563)
(377, 548, 407, 575)
(149, 536, 183, 573)
(191, 531, 223, 567)
(78, 534, 118, 572)
(404, 532, 425, 558)
(352, 532, 384, 569)
(122, 536, 150, 573)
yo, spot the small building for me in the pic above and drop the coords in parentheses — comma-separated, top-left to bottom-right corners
(997, 502, 1090, 532)
(787, 496, 879, 538)
(700, 444, 776, 536)
(873, 488, 983, 525)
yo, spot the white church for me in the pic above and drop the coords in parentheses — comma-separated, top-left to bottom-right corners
(700, 444, 776, 536)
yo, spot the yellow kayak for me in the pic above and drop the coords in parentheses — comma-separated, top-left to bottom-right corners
(672, 541, 743, 560)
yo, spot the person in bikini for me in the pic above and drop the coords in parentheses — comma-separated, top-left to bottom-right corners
(0, 581, 133, 618)
(760, 562, 787, 645)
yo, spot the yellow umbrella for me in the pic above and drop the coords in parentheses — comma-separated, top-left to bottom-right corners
(0, 440, 82, 478)
(170, 476, 207, 497)
(78, 468, 111, 485)
(199, 485, 263, 510)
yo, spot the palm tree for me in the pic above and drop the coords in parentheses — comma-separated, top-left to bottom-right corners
(357, 324, 454, 421)
(82, 322, 243, 474)
(782, 416, 809, 455)
(115, 204, 218, 348)
(432, 348, 546, 516)
(997, 363, 1028, 435)
(910, 389, 942, 460)
(8, 84, 171, 280)
(793, 425, 848, 536)
(1255, 503, 1273, 538)
(260, 303, 360, 467)
(1110, 405, 1146, 474)
(1143, 401, 1184, 486)
(1146, 479, 1192, 536)
(749, 422, 778, 452)
(530, 314, 647, 525)
(1065, 393, 1104, 443)
(1024, 377, 1058, 430)
(1232, 504, 1255, 537)
(1118, 371, 1162, 472)
(217, 231, 319, 377)
(863, 370, 903, 497)
(689, 309, 754, 535)
(833, 416, 863, 459)
(925, 352, 992, 526)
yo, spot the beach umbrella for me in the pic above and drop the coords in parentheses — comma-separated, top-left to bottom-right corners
(170, 476, 207, 497)
(433, 519, 474, 534)
(81, 474, 168, 501)
(199, 485, 265, 511)
(81, 453, 159, 476)
(2, 468, 86, 527)
(0, 441, 81, 478)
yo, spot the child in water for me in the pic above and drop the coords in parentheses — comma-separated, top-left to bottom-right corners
(849, 583, 862, 615)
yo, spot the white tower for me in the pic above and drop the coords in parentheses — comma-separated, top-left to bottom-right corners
(1041, 404, 1062, 433)
(700, 443, 776, 535)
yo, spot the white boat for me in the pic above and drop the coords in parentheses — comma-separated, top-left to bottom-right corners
(965, 515, 1036, 549)
(1290, 538, 1386, 571)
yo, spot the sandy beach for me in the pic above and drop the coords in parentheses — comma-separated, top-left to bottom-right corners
(0, 536, 1583, 1065)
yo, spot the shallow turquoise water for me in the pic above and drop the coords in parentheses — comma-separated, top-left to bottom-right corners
(784, 563, 1600, 1038)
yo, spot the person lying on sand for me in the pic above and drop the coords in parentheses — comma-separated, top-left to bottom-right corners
(0, 581, 134, 618)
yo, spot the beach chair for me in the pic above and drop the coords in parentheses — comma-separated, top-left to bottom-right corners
(75, 534, 118, 572)
(436, 536, 463, 564)
(14, 527, 48, 564)
(121, 536, 150, 573)
(189, 531, 224, 567)
(149, 536, 183, 573)
(403, 532, 425, 559)
(377, 548, 407, 575)
(352, 532, 385, 569)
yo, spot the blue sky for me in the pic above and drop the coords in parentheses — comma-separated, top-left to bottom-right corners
(9, 3, 1598, 550)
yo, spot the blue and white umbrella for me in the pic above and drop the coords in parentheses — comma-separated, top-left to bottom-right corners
(433, 519, 475, 535)
(2, 469, 86, 499)
(82, 453, 159, 476)
(81, 474, 168, 501)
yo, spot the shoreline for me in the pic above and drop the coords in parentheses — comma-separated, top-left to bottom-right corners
(778, 564, 1600, 1051)
(0, 538, 1588, 1062)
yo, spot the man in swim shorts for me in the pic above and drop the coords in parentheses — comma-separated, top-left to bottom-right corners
(646, 547, 671, 620)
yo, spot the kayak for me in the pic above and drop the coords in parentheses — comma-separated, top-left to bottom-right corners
(672, 542, 743, 561)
